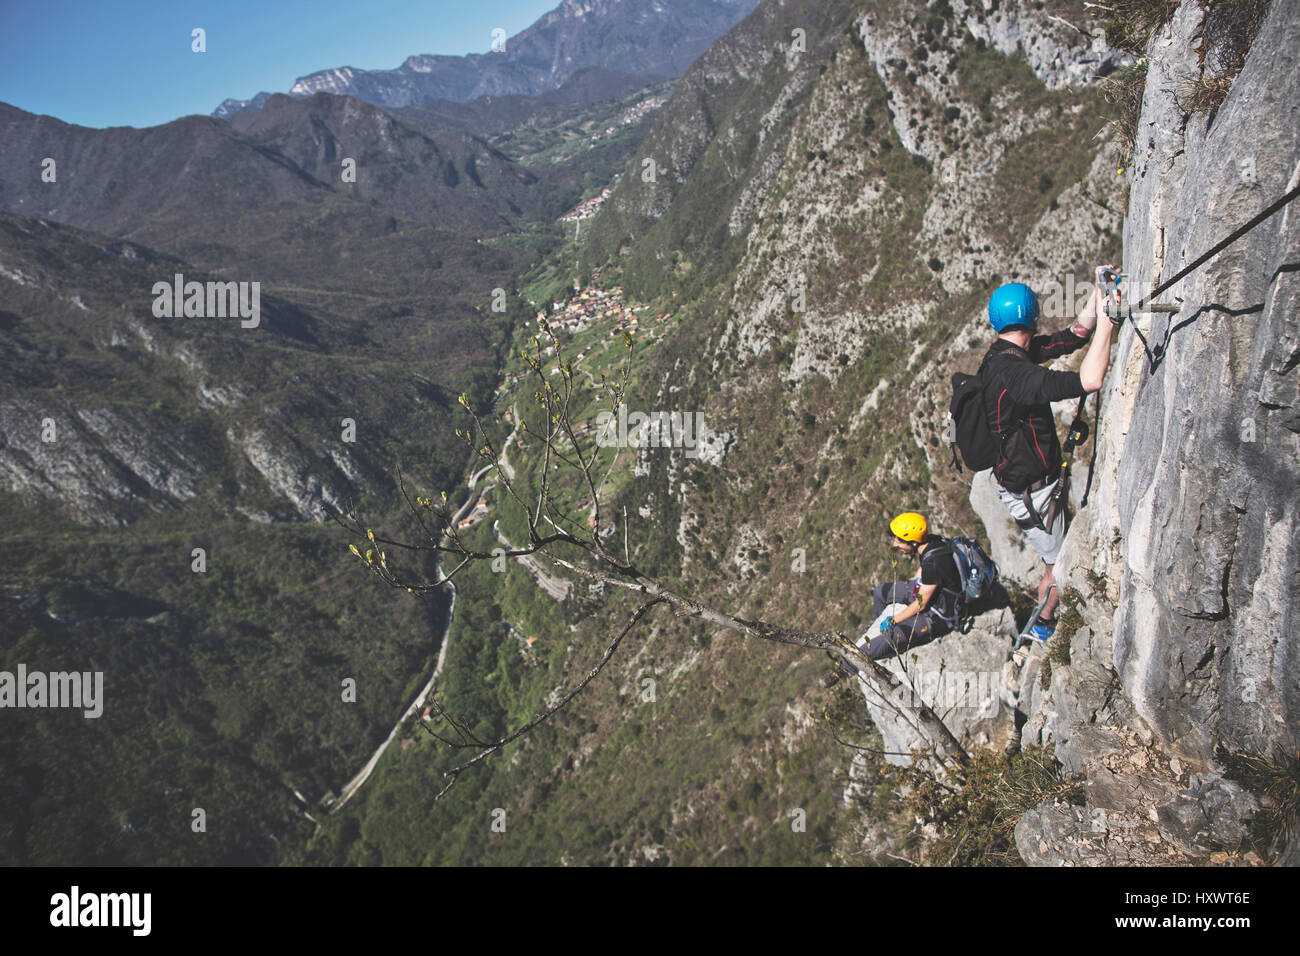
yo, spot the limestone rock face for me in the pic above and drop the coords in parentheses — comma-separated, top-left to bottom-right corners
(1014, 760, 1259, 866)
(963, 4, 1129, 91)
(232, 428, 352, 522)
(1014, 0, 1298, 865)
(858, 606, 1019, 765)
(861, 0, 1133, 164)
(0, 399, 202, 524)
(1015, 801, 1168, 866)
(0, 393, 363, 525)
(1057, 0, 1300, 766)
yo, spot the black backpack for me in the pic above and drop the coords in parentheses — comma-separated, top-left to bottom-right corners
(948, 372, 999, 472)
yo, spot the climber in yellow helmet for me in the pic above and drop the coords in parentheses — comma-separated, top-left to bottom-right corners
(863, 512, 965, 660)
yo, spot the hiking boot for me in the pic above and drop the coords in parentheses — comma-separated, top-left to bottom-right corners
(1029, 619, 1056, 643)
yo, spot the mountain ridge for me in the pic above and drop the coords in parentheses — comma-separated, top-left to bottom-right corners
(2, 0, 1293, 868)
(212, 0, 758, 118)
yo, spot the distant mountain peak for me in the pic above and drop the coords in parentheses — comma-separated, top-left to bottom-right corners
(211, 0, 757, 119)
(212, 91, 272, 120)
(288, 67, 366, 98)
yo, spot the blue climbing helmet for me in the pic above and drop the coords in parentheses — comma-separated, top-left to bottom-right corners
(988, 282, 1039, 332)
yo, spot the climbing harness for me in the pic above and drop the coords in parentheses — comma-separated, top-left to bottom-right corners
(1016, 392, 1090, 532)
(1005, 385, 1089, 649)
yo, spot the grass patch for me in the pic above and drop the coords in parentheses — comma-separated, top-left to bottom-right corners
(1222, 748, 1300, 860)
(1102, 0, 1180, 55)
(885, 746, 1084, 865)
(1174, 71, 1234, 114)
(1054, 587, 1085, 647)
(1174, 0, 1272, 116)
(1100, 63, 1147, 164)
(1198, 0, 1272, 76)
(1106, 0, 1271, 125)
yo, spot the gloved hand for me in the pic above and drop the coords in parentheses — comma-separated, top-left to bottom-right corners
(880, 615, 895, 635)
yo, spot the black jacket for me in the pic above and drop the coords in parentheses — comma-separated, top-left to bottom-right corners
(978, 329, 1090, 494)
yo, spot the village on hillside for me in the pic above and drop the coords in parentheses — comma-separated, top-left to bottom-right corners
(534, 278, 672, 340)
(586, 94, 669, 146)
(559, 186, 613, 224)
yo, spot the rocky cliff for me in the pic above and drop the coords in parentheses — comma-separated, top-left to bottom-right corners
(1011, 0, 1299, 866)
(537, 0, 1131, 863)
(12, 0, 1285, 866)
(857, 0, 1296, 866)
(563, 0, 1294, 865)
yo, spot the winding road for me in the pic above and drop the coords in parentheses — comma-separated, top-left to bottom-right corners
(324, 403, 521, 813)
(494, 522, 572, 602)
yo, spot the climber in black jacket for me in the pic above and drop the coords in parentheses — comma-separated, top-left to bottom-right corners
(979, 266, 1121, 640)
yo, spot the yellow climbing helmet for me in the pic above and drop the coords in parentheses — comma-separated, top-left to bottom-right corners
(889, 512, 928, 542)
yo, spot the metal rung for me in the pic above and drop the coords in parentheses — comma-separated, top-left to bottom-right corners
(1014, 583, 1058, 650)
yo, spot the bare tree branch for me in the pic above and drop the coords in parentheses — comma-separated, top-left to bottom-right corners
(429, 598, 666, 799)
(341, 304, 972, 804)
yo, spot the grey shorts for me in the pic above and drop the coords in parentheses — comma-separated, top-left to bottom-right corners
(993, 472, 1067, 565)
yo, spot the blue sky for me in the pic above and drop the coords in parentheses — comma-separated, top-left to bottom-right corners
(0, 0, 558, 129)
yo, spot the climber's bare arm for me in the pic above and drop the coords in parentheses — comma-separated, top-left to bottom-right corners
(1073, 263, 1116, 332)
(1072, 285, 1099, 335)
(1079, 265, 1120, 392)
(894, 582, 938, 624)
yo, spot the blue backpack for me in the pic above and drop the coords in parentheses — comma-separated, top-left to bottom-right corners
(936, 537, 999, 631)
